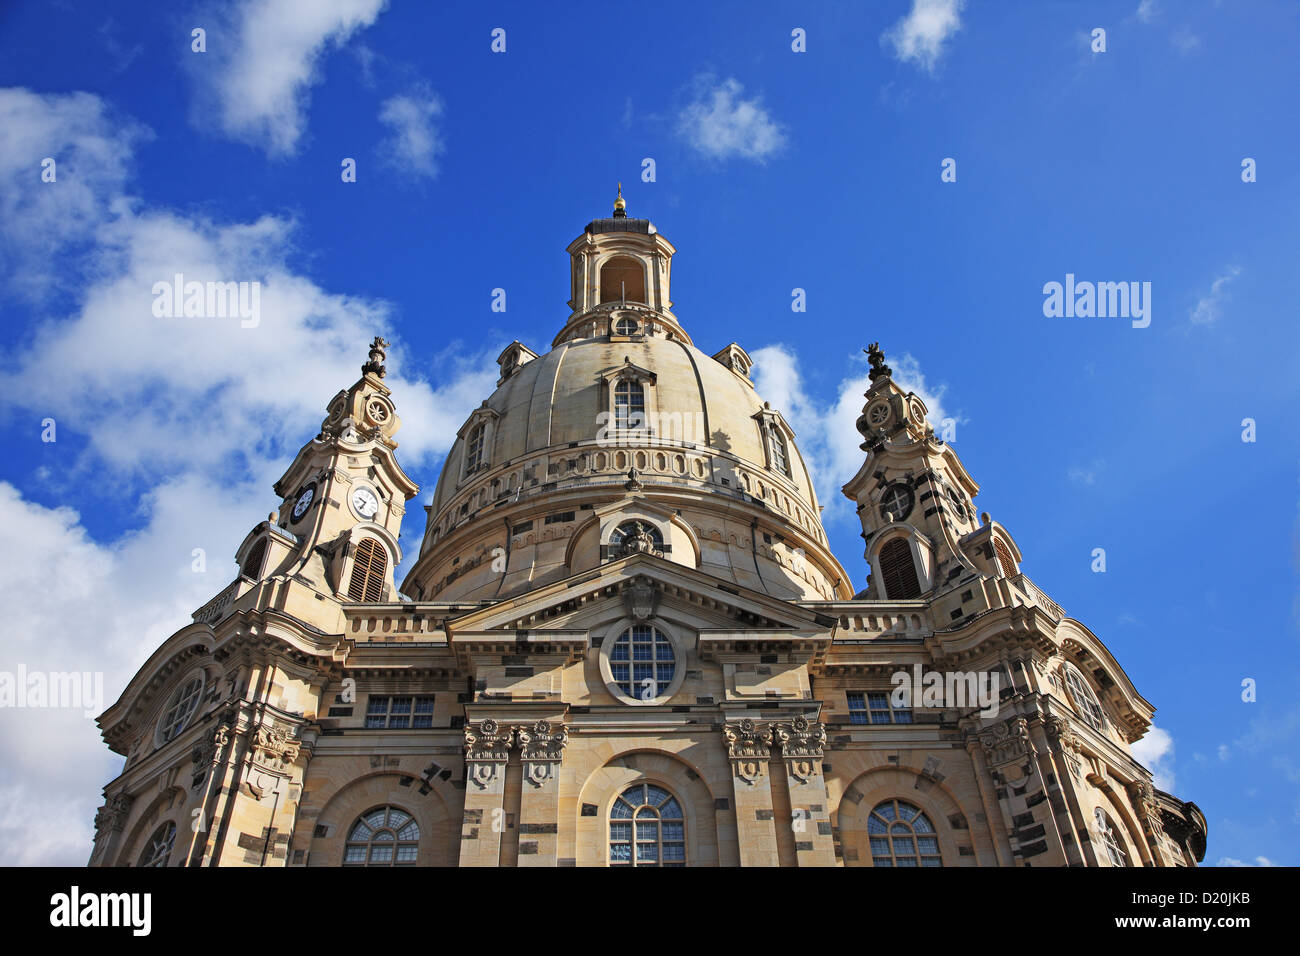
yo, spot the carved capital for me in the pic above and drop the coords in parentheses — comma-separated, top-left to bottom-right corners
(1044, 714, 1081, 754)
(1127, 779, 1164, 836)
(978, 716, 1034, 770)
(93, 793, 133, 835)
(723, 718, 772, 785)
(464, 718, 515, 789)
(247, 722, 300, 772)
(517, 719, 568, 787)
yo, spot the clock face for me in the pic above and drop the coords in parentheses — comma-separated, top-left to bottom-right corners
(350, 486, 380, 519)
(291, 483, 316, 522)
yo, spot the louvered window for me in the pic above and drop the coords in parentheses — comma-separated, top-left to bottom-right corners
(240, 537, 267, 579)
(347, 537, 387, 602)
(993, 538, 1017, 577)
(878, 537, 921, 599)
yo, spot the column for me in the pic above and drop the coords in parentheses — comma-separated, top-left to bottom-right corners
(773, 717, 836, 866)
(723, 718, 780, 867)
(516, 720, 568, 866)
(460, 718, 514, 867)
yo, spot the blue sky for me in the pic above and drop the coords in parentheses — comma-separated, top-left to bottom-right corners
(0, 0, 1296, 866)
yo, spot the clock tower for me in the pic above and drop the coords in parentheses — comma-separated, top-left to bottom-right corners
(261, 336, 419, 604)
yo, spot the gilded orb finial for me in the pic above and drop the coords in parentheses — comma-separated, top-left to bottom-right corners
(614, 181, 626, 216)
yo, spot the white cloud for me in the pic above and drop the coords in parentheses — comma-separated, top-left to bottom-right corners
(1136, 0, 1159, 23)
(194, 0, 388, 156)
(0, 88, 148, 300)
(882, 0, 966, 73)
(1132, 724, 1176, 792)
(1216, 855, 1275, 867)
(677, 76, 786, 162)
(1172, 27, 1202, 54)
(750, 345, 959, 526)
(1068, 459, 1106, 486)
(0, 88, 496, 863)
(378, 84, 445, 180)
(1190, 266, 1241, 325)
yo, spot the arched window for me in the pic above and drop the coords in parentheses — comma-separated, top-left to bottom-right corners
(240, 537, 267, 580)
(1064, 663, 1105, 732)
(600, 256, 646, 304)
(611, 520, 663, 550)
(993, 538, 1017, 577)
(770, 427, 790, 477)
(609, 624, 675, 700)
(614, 379, 645, 430)
(878, 537, 922, 599)
(1094, 808, 1128, 866)
(867, 799, 941, 867)
(464, 423, 485, 474)
(158, 675, 203, 744)
(138, 822, 177, 868)
(343, 806, 420, 866)
(609, 783, 685, 866)
(347, 537, 388, 602)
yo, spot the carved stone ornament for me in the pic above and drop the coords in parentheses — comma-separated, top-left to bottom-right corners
(723, 718, 772, 785)
(518, 720, 569, 788)
(1044, 715, 1081, 754)
(248, 723, 300, 771)
(773, 715, 827, 782)
(1128, 779, 1164, 836)
(621, 575, 660, 621)
(978, 716, 1034, 771)
(464, 718, 515, 789)
(93, 793, 133, 835)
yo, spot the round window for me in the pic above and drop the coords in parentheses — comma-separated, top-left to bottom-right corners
(601, 622, 684, 704)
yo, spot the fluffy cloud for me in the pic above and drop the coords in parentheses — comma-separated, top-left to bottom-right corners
(192, 0, 388, 155)
(678, 76, 786, 162)
(750, 345, 958, 526)
(1190, 266, 1241, 326)
(378, 83, 445, 180)
(1131, 724, 1176, 792)
(0, 87, 494, 863)
(882, 0, 966, 73)
(0, 88, 149, 300)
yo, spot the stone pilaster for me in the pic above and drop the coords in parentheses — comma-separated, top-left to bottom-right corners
(460, 718, 514, 866)
(88, 792, 134, 866)
(772, 716, 836, 866)
(515, 720, 568, 866)
(723, 718, 780, 867)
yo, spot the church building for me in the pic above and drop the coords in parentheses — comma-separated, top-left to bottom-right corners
(90, 195, 1206, 867)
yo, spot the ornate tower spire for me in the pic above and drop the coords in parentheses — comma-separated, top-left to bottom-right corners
(613, 181, 626, 217)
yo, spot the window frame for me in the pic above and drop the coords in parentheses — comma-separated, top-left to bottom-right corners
(138, 821, 178, 868)
(1063, 662, 1106, 733)
(608, 782, 686, 867)
(364, 694, 436, 729)
(866, 799, 942, 867)
(847, 690, 913, 725)
(343, 805, 421, 866)
(597, 618, 687, 706)
(155, 671, 204, 747)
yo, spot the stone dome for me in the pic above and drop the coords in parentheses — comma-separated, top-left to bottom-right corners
(401, 205, 851, 604)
